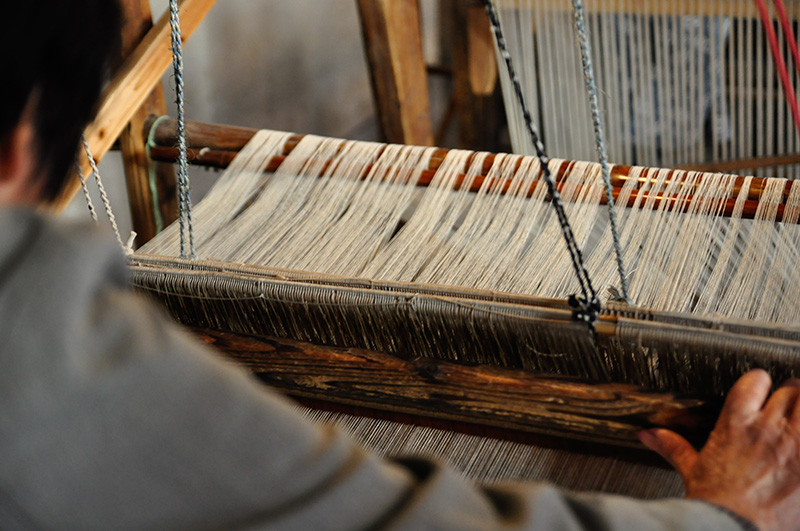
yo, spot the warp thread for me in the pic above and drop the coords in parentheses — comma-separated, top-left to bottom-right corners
(483, 0, 600, 328)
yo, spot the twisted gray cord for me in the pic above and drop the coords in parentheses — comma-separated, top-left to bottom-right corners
(75, 161, 98, 223)
(571, 0, 632, 304)
(483, 0, 601, 327)
(169, 0, 196, 260)
(81, 136, 125, 251)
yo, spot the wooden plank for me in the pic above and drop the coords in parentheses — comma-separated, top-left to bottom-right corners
(357, 0, 434, 146)
(193, 327, 719, 448)
(117, 0, 178, 245)
(52, 0, 216, 213)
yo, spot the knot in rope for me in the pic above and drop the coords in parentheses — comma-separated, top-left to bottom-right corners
(483, 0, 602, 336)
(568, 294, 601, 329)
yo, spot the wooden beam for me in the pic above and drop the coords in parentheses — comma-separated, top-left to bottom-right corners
(193, 328, 719, 448)
(117, 0, 179, 245)
(52, 0, 216, 213)
(451, 1, 503, 151)
(357, 0, 434, 146)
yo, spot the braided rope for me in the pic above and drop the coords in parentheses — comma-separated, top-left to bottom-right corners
(570, 0, 632, 304)
(482, 0, 600, 326)
(75, 161, 98, 223)
(81, 136, 126, 251)
(168, 0, 196, 259)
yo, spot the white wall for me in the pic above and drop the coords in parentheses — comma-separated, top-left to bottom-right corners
(155, 0, 379, 139)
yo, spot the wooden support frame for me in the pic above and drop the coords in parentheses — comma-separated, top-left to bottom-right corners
(450, 0, 503, 151)
(356, 0, 505, 151)
(357, 0, 435, 146)
(117, 0, 179, 245)
(73, 2, 799, 453)
(53, 0, 217, 228)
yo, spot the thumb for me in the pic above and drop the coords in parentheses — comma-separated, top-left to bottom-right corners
(639, 429, 698, 477)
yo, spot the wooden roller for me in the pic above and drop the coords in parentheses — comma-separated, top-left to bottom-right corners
(148, 117, 800, 222)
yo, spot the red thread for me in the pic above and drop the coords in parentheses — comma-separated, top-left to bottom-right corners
(754, 0, 800, 137)
(772, 0, 800, 79)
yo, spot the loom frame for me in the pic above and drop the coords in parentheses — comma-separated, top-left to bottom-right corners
(64, 0, 800, 458)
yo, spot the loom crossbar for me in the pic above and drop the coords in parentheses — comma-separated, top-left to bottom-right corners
(130, 255, 800, 399)
(195, 327, 719, 448)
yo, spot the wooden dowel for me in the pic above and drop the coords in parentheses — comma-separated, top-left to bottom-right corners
(148, 119, 794, 222)
(193, 327, 719, 448)
(150, 118, 797, 197)
(680, 154, 800, 174)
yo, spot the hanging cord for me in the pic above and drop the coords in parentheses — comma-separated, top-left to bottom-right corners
(75, 161, 98, 223)
(81, 136, 130, 253)
(168, 0, 196, 260)
(570, 0, 631, 305)
(482, 0, 601, 327)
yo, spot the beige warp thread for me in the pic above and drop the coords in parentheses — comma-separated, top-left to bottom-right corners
(139, 130, 800, 325)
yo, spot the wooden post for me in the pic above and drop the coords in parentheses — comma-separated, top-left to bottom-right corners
(357, 0, 434, 146)
(118, 0, 178, 245)
(451, 1, 503, 151)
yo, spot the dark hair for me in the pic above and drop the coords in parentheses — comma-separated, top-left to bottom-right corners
(1, 1, 122, 201)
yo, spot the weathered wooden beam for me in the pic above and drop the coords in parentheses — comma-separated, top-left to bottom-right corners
(357, 0, 434, 146)
(117, 0, 179, 245)
(193, 328, 719, 448)
(52, 0, 216, 213)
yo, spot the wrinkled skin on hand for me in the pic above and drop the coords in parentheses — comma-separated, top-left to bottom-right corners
(640, 370, 800, 531)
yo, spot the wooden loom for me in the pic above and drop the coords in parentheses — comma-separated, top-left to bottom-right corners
(61, 0, 800, 498)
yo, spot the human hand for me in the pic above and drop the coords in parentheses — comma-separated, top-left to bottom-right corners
(639, 369, 800, 531)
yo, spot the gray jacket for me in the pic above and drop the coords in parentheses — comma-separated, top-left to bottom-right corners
(0, 208, 744, 530)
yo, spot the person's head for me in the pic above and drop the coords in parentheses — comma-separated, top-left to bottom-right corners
(0, 1, 122, 205)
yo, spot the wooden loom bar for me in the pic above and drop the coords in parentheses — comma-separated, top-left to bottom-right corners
(194, 327, 718, 448)
(51, 0, 217, 213)
(148, 119, 799, 222)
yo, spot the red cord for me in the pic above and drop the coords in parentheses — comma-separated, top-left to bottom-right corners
(772, 0, 800, 79)
(754, 0, 800, 137)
